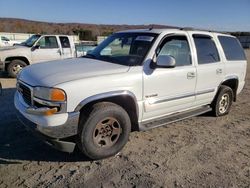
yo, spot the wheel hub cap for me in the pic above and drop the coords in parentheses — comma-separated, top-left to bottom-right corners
(12, 64, 23, 74)
(93, 117, 122, 147)
(219, 93, 229, 114)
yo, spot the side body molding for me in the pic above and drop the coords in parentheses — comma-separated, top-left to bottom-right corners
(74, 90, 139, 117)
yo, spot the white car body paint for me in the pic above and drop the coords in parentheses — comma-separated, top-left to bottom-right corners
(15, 29, 247, 135)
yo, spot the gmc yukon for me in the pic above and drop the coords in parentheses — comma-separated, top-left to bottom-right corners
(15, 29, 247, 159)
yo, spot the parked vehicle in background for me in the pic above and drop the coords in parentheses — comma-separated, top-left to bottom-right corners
(0, 34, 76, 77)
(15, 28, 247, 160)
(0, 36, 21, 47)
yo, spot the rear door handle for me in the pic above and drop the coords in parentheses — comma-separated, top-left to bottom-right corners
(187, 72, 196, 79)
(57, 49, 62, 55)
(216, 68, 223, 74)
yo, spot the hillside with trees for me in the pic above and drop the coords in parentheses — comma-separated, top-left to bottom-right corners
(0, 18, 176, 40)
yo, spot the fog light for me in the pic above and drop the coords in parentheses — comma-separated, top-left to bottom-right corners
(26, 107, 58, 116)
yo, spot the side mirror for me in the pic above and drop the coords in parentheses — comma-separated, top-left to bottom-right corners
(31, 44, 40, 51)
(155, 55, 176, 68)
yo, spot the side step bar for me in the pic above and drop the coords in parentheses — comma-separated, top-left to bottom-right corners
(140, 105, 212, 131)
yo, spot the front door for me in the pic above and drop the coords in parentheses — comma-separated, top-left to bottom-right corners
(143, 34, 197, 121)
(31, 36, 61, 63)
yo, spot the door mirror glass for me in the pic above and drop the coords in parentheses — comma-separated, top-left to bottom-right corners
(156, 55, 176, 68)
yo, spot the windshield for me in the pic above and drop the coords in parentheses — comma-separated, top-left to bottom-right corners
(85, 32, 158, 66)
(22, 35, 41, 47)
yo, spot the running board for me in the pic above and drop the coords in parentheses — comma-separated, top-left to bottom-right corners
(140, 105, 212, 131)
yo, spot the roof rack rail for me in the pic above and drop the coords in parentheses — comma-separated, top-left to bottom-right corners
(179, 27, 215, 33)
(179, 27, 195, 31)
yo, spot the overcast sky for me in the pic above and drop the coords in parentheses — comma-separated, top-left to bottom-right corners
(0, 0, 249, 31)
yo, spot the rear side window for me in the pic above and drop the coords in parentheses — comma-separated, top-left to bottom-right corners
(59, 36, 70, 48)
(193, 35, 220, 64)
(218, 36, 246, 61)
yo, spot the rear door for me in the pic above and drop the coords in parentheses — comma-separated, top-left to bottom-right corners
(31, 36, 62, 63)
(59, 36, 74, 59)
(190, 33, 225, 106)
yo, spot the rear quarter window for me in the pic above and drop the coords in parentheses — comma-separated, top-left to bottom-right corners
(193, 34, 220, 64)
(218, 36, 246, 61)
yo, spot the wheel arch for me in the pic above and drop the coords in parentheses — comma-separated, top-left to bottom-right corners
(75, 90, 140, 131)
(4, 56, 30, 71)
(219, 76, 239, 102)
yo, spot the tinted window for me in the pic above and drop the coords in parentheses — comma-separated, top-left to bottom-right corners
(23, 35, 41, 47)
(158, 36, 191, 66)
(1, 36, 10, 41)
(87, 33, 158, 66)
(37, 36, 59, 48)
(193, 35, 220, 64)
(59, 36, 70, 48)
(218, 36, 246, 61)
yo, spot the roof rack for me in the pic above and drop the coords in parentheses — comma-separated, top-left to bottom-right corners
(179, 27, 215, 33)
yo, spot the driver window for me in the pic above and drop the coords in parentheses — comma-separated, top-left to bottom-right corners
(100, 37, 132, 56)
(158, 36, 192, 66)
(37, 36, 59, 49)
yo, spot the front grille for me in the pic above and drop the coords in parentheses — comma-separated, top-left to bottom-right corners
(19, 82, 32, 105)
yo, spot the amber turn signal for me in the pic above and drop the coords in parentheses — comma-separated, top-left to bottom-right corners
(50, 89, 66, 101)
(44, 107, 58, 116)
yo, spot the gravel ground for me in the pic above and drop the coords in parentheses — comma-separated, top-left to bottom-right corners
(0, 50, 249, 188)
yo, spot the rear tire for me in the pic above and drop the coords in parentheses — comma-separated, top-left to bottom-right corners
(7, 59, 27, 78)
(212, 85, 233, 117)
(77, 102, 131, 160)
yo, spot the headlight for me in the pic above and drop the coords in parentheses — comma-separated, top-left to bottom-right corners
(33, 87, 66, 102)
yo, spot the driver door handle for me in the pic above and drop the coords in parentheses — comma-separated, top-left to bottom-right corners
(187, 72, 196, 79)
(216, 68, 223, 74)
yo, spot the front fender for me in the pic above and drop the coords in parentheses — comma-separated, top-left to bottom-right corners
(74, 90, 139, 117)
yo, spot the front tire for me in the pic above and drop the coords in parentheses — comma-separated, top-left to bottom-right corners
(77, 102, 131, 160)
(7, 59, 27, 78)
(212, 85, 233, 117)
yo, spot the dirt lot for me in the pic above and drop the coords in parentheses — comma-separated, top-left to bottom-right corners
(0, 51, 249, 188)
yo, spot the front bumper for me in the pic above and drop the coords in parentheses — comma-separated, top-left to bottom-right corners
(14, 91, 80, 153)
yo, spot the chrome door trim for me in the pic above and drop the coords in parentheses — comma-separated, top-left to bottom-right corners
(148, 89, 215, 105)
(196, 88, 215, 95)
(149, 92, 195, 104)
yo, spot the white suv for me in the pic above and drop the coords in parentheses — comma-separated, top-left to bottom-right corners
(15, 28, 247, 159)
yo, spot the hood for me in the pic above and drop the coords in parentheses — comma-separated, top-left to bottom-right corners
(0, 45, 28, 51)
(19, 58, 130, 86)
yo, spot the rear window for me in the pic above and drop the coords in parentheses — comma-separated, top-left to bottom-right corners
(59, 36, 70, 48)
(193, 34, 220, 64)
(218, 36, 246, 61)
